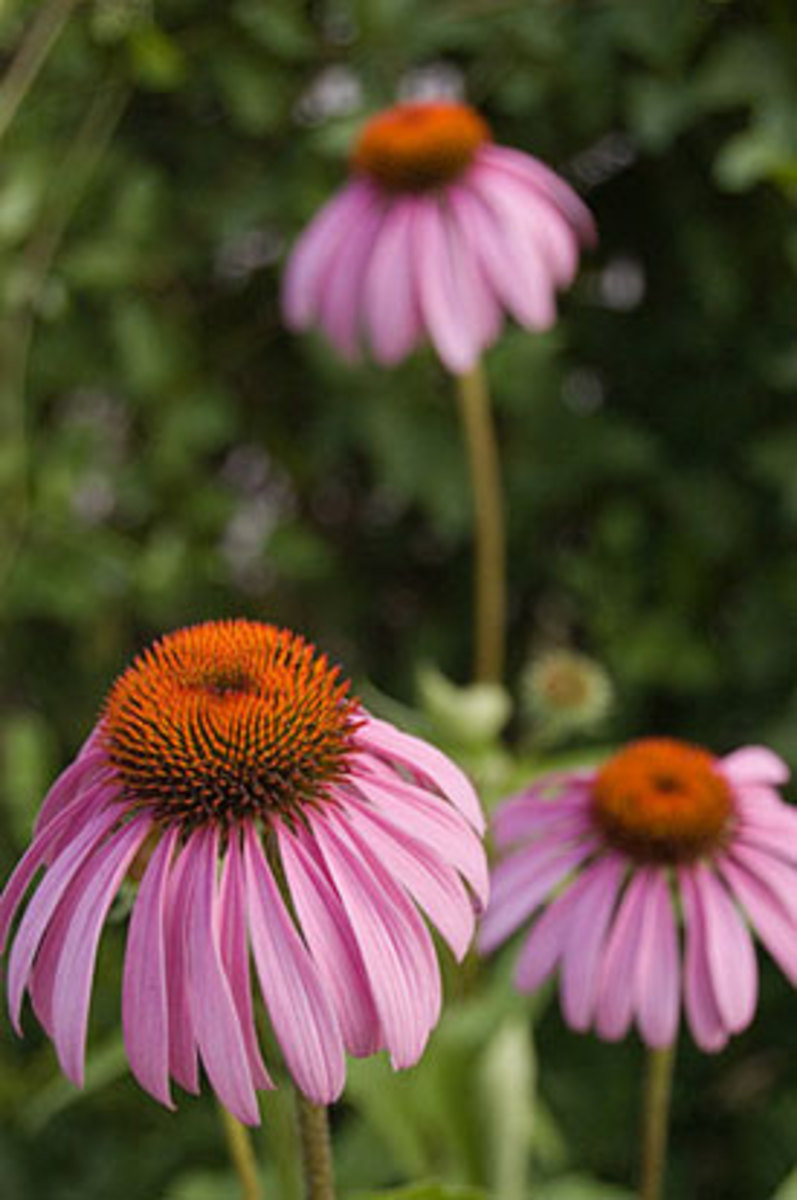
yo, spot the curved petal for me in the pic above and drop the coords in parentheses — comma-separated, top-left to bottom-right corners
(51, 815, 152, 1086)
(692, 865, 757, 1034)
(490, 776, 593, 848)
(718, 852, 797, 985)
(244, 825, 345, 1105)
(316, 192, 386, 360)
(478, 838, 597, 955)
(7, 803, 123, 1030)
(282, 181, 375, 328)
(594, 870, 651, 1041)
(34, 744, 111, 835)
(467, 162, 578, 293)
(122, 826, 179, 1109)
(411, 197, 486, 373)
(718, 746, 790, 788)
(559, 855, 625, 1031)
(348, 759, 488, 906)
(679, 869, 728, 1052)
(220, 835, 273, 1092)
(164, 841, 199, 1094)
(634, 870, 679, 1049)
(310, 811, 439, 1069)
(278, 824, 381, 1058)
(477, 144, 596, 245)
(363, 197, 423, 364)
(336, 792, 475, 959)
(514, 863, 603, 993)
(184, 827, 259, 1126)
(356, 715, 484, 833)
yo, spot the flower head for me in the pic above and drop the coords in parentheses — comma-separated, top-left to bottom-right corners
(479, 738, 797, 1052)
(283, 99, 595, 373)
(521, 649, 613, 743)
(1, 620, 487, 1125)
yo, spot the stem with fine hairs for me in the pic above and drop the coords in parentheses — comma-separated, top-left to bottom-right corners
(640, 1043, 676, 1200)
(454, 361, 507, 684)
(295, 1092, 336, 1200)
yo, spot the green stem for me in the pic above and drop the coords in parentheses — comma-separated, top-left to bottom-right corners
(295, 1092, 336, 1200)
(217, 1103, 263, 1200)
(640, 1044, 676, 1200)
(454, 361, 507, 684)
(0, 0, 81, 144)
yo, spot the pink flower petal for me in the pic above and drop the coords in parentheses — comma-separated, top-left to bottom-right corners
(184, 827, 259, 1126)
(316, 192, 386, 360)
(34, 745, 111, 835)
(220, 835, 273, 1092)
(718, 746, 790, 787)
(363, 197, 423, 364)
(679, 869, 728, 1052)
(348, 759, 488, 906)
(122, 826, 179, 1109)
(477, 838, 597, 954)
(490, 778, 593, 848)
(163, 841, 199, 1094)
(718, 852, 797, 985)
(514, 864, 604, 993)
(311, 811, 439, 1069)
(336, 792, 476, 960)
(478, 144, 596, 245)
(559, 855, 625, 1031)
(468, 160, 578, 291)
(6, 803, 122, 1030)
(594, 870, 651, 1041)
(51, 815, 152, 1086)
(283, 180, 375, 328)
(244, 825, 345, 1105)
(278, 824, 381, 1058)
(412, 197, 485, 373)
(634, 870, 679, 1049)
(692, 865, 757, 1036)
(356, 715, 484, 833)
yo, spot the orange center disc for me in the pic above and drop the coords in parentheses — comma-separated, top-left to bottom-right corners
(103, 620, 359, 826)
(591, 738, 733, 863)
(351, 101, 490, 191)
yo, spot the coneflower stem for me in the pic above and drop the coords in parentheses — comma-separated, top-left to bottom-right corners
(454, 361, 506, 684)
(218, 1103, 263, 1200)
(640, 1043, 676, 1200)
(295, 1093, 336, 1200)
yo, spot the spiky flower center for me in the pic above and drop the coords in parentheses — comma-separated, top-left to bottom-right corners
(103, 620, 359, 827)
(351, 101, 490, 191)
(591, 738, 733, 863)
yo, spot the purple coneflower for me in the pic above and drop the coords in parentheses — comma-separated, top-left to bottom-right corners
(1, 620, 487, 1125)
(480, 738, 797, 1050)
(283, 99, 594, 374)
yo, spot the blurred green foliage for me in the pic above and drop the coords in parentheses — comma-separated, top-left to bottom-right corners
(1, 0, 797, 1197)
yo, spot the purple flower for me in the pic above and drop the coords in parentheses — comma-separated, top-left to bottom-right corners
(1, 620, 487, 1124)
(480, 738, 797, 1051)
(283, 100, 595, 373)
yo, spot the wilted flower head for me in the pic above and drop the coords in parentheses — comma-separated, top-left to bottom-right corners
(283, 99, 595, 373)
(480, 738, 797, 1051)
(1, 620, 487, 1124)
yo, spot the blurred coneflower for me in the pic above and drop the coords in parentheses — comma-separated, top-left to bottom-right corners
(1, 620, 488, 1131)
(283, 100, 594, 373)
(479, 738, 797, 1198)
(283, 101, 595, 685)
